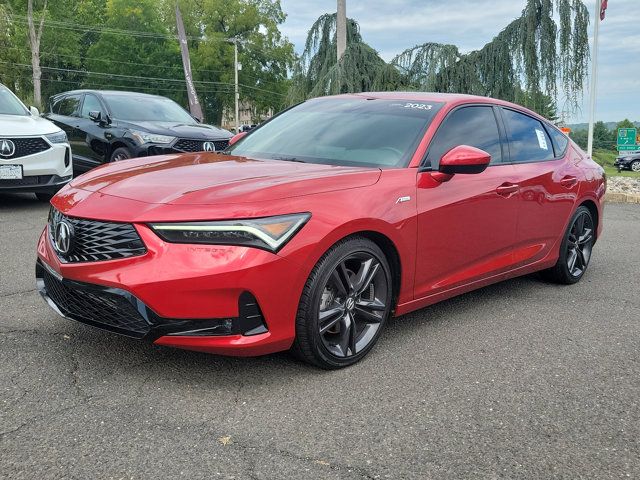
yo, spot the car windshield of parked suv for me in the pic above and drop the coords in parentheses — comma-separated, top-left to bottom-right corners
(0, 86, 29, 116)
(104, 94, 196, 124)
(228, 98, 444, 168)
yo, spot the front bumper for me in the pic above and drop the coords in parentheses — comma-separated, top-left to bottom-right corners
(0, 143, 72, 193)
(36, 222, 302, 356)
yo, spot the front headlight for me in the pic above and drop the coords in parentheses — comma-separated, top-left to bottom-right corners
(130, 130, 176, 145)
(44, 130, 67, 144)
(149, 213, 311, 252)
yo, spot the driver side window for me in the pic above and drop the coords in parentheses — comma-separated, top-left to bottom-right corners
(81, 94, 102, 119)
(426, 106, 503, 169)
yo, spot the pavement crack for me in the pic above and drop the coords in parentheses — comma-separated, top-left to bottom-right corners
(0, 288, 36, 298)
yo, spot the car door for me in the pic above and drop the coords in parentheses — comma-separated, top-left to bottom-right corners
(499, 108, 580, 267)
(75, 93, 109, 169)
(46, 94, 89, 171)
(414, 105, 519, 299)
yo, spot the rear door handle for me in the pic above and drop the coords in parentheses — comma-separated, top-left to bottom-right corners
(496, 183, 519, 196)
(560, 176, 578, 188)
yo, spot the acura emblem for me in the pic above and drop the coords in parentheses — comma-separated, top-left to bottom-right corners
(53, 220, 74, 255)
(202, 141, 216, 152)
(0, 139, 15, 157)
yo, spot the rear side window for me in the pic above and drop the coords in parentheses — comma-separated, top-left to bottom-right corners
(426, 106, 503, 169)
(502, 109, 554, 162)
(57, 95, 81, 117)
(547, 125, 569, 157)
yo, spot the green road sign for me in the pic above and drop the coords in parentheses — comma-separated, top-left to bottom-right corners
(617, 128, 637, 147)
(618, 145, 640, 152)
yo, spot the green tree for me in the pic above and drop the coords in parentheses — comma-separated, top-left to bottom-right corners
(290, 0, 590, 110)
(593, 121, 613, 151)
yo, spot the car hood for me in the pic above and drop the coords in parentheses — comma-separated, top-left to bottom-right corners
(68, 153, 381, 205)
(0, 114, 62, 136)
(114, 120, 232, 139)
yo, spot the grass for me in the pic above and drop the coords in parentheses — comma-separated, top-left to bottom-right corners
(592, 149, 640, 178)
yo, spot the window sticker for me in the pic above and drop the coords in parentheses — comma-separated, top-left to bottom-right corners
(535, 128, 549, 150)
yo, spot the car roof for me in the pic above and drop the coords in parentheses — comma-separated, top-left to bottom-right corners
(51, 89, 167, 100)
(322, 91, 548, 122)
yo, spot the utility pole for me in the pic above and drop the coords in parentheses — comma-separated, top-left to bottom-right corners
(233, 38, 240, 134)
(337, 0, 346, 61)
(587, 0, 602, 158)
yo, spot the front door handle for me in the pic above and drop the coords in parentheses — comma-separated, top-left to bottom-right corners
(560, 175, 578, 188)
(496, 183, 519, 196)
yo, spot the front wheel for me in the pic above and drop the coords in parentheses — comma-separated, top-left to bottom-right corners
(542, 206, 595, 284)
(631, 160, 640, 172)
(291, 237, 393, 369)
(110, 147, 132, 162)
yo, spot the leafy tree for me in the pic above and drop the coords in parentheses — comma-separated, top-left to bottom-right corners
(593, 121, 614, 151)
(515, 88, 559, 121)
(290, 0, 590, 111)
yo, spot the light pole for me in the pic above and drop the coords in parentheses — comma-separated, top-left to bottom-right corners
(229, 38, 241, 134)
(587, 0, 602, 158)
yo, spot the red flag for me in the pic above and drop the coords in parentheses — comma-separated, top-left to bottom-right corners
(600, 0, 608, 21)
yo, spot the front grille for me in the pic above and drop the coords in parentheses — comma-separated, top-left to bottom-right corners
(49, 208, 147, 263)
(0, 137, 50, 159)
(0, 175, 53, 187)
(173, 138, 229, 152)
(41, 267, 151, 337)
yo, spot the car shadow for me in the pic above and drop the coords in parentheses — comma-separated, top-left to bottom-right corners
(54, 273, 545, 390)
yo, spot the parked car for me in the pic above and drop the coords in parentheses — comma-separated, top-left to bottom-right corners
(43, 90, 232, 174)
(614, 152, 640, 172)
(0, 84, 72, 201)
(36, 92, 605, 369)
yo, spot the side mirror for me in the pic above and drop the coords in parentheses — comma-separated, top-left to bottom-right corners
(89, 110, 102, 122)
(228, 131, 247, 147)
(29, 106, 39, 116)
(439, 145, 491, 175)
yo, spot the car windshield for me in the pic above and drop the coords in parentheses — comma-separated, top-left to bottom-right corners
(228, 97, 444, 168)
(0, 86, 29, 116)
(104, 94, 196, 123)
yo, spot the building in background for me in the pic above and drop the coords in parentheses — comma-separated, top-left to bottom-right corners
(221, 101, 273, 132)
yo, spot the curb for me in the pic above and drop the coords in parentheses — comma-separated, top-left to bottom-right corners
(605, 192, 640, 204)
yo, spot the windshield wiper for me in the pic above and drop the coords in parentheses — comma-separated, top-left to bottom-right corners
(272, 156, 306, 163)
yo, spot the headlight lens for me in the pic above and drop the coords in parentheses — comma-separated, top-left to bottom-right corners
(44, 130, 67, 144)
(149, 213, 311, 252)
(130, 130, 176, 144)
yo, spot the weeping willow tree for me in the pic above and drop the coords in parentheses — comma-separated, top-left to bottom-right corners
(287, 13, 403, 103)
(289, 0, 590, 116)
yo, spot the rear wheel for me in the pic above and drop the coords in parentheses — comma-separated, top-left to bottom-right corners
(542, 206, 595, 284)
(110, 147, 132, 162)
(291, 237, 393, 369)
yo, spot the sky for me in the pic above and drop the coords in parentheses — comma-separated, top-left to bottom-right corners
(279, 0, 640, 124)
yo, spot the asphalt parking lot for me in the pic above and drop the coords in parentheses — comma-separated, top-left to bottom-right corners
(1, 194, 639, 480)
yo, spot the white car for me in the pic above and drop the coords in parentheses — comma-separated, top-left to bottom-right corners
(0, 84, 72, 201)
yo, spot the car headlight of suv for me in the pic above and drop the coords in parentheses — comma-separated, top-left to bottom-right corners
(44, 130, 67, 144)
(149, 213, 311, 252)
(130, 130, 176, 145)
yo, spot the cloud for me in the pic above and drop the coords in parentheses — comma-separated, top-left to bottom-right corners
(280, 0, 640, 122)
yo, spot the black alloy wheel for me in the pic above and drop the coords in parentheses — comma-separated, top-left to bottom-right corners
(542, 206, 595, 284)
(292, 237, 393, 369)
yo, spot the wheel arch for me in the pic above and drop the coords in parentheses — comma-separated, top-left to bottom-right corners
(355, 230, 402, 313)
(578, 199, 599, 241)
(107, 141, 131, 161)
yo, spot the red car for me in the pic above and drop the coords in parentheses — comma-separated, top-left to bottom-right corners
(36, 93, 605, 369)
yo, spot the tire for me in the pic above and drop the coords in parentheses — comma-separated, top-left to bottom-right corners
(541, 206, 595, 284)
(110, 147, 132, 162)
(291, 236, 393, 369)
(631, 160, 640, 173)
(35, 192, 54, 202)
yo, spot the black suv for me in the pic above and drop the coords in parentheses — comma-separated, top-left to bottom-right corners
(43, 90, 232, 173)
(614, 152, 640, 172)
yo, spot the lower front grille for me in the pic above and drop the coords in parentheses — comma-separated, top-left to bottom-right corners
(0, 175, 54, 187)
(41, 266, 151, 338)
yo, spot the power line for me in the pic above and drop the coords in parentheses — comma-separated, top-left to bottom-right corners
(6, 47, 287, 90)
(1, 61, 286, 97)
